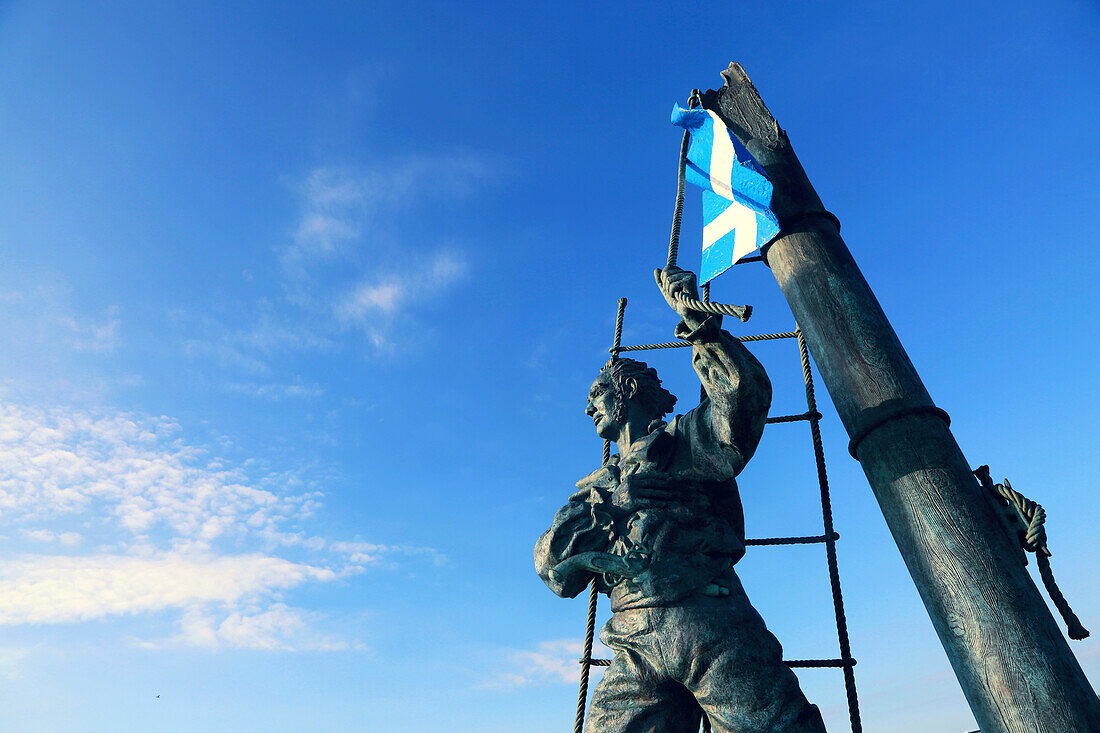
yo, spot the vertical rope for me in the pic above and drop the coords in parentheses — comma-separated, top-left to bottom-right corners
(573, 580, 600, 733)
(605, 297, 627, 466)
(575, 297, 629, 733)
(1036, 552, 1089, 640)
(666, 90, 701, 270)
(699, 282, 710, 404)
(797, 328, 862, 733)
(666, 128, 689, 270)
(612, 298, 627, 361)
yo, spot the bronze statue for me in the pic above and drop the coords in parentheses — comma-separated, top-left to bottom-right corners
(535, 265, 825, 732)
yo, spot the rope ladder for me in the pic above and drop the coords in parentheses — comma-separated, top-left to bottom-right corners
(572, 269, 862, 733)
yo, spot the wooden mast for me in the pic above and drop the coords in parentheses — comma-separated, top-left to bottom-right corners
(704, 62, 1099, 732)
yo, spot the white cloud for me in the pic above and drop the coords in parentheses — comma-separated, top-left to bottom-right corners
(180, 153, 486, 379)
(327, 539, 389, 565)
(278, 156, 482, 349)
(0, 552, 334, 625)
(0, 402, 440, 651)
(340, 281, 403, 316)
(513, 639, 587, 684)
(166, 153, 487, 434)
(19, 529, 81, 546)
(184, 337, 271, 376)
(293, 213, 359, 259)
(179, 155, 484, 382)
(0, 402, 308, 541)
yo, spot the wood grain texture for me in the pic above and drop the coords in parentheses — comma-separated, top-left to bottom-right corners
(706, 62, 1100, 733)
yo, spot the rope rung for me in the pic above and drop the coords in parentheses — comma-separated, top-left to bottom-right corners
(616, 331, 800, 354)
(616, 341, 690, 352)
(786, 658, 857, 669)
(766, 411, 821, 424)
(745, 532, 839, 546)
(738, 331, 800, 343)
(584, 657, 856, 669)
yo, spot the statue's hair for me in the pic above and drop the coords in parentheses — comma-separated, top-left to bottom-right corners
(601, 357, 677, 420)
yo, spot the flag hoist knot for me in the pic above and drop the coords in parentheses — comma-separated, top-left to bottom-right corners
(974, 465, 1089, 640)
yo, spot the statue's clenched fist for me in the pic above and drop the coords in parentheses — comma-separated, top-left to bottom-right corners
(654, 265, 705, 330)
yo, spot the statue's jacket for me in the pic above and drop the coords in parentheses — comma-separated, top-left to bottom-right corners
(535, 320, 771, 612)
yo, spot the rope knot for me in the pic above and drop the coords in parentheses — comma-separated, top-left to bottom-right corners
(974, 466, 1089, 640)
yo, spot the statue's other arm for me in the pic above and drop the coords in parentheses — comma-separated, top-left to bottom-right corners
(534, 483, 615, 598)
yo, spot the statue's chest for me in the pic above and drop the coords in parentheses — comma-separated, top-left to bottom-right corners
(575, 430, 678, 495)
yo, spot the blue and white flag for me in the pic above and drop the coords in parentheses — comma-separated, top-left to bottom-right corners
(671, 104, 780, 283)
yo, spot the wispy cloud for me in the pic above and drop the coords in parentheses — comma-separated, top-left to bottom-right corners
(0, 287, 122, 356)
(337, 249, 467, 320)
(276, 156, 487, 351)
(180, 151, 490, 381)
(66, 306, 121, 353)
(157, 604, 355, 652)
(268, 534, 446, 568)
(281, 155, 491, 281)
(182, 307, 338, 377)
(0, 647, 28, 679)
(224, 381, 325, 401)
(483, 638, 613, 690)
(335, 248, 469, 348)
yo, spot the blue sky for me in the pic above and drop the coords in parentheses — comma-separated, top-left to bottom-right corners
(0, 1, 1098, 731)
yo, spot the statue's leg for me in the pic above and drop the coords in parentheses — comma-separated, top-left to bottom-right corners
(586, 609, 701, 733)
(671, 578, 827, 733)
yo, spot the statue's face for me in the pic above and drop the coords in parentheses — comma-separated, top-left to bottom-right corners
(586, 372, 622, 441)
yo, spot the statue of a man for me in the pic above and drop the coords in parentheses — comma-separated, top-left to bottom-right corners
(535, 266, 826, 732)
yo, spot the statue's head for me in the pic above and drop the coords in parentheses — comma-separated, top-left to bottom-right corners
(586, 357, 677, 441)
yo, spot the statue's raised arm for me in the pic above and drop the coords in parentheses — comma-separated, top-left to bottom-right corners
(654, 265, 771, 477)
